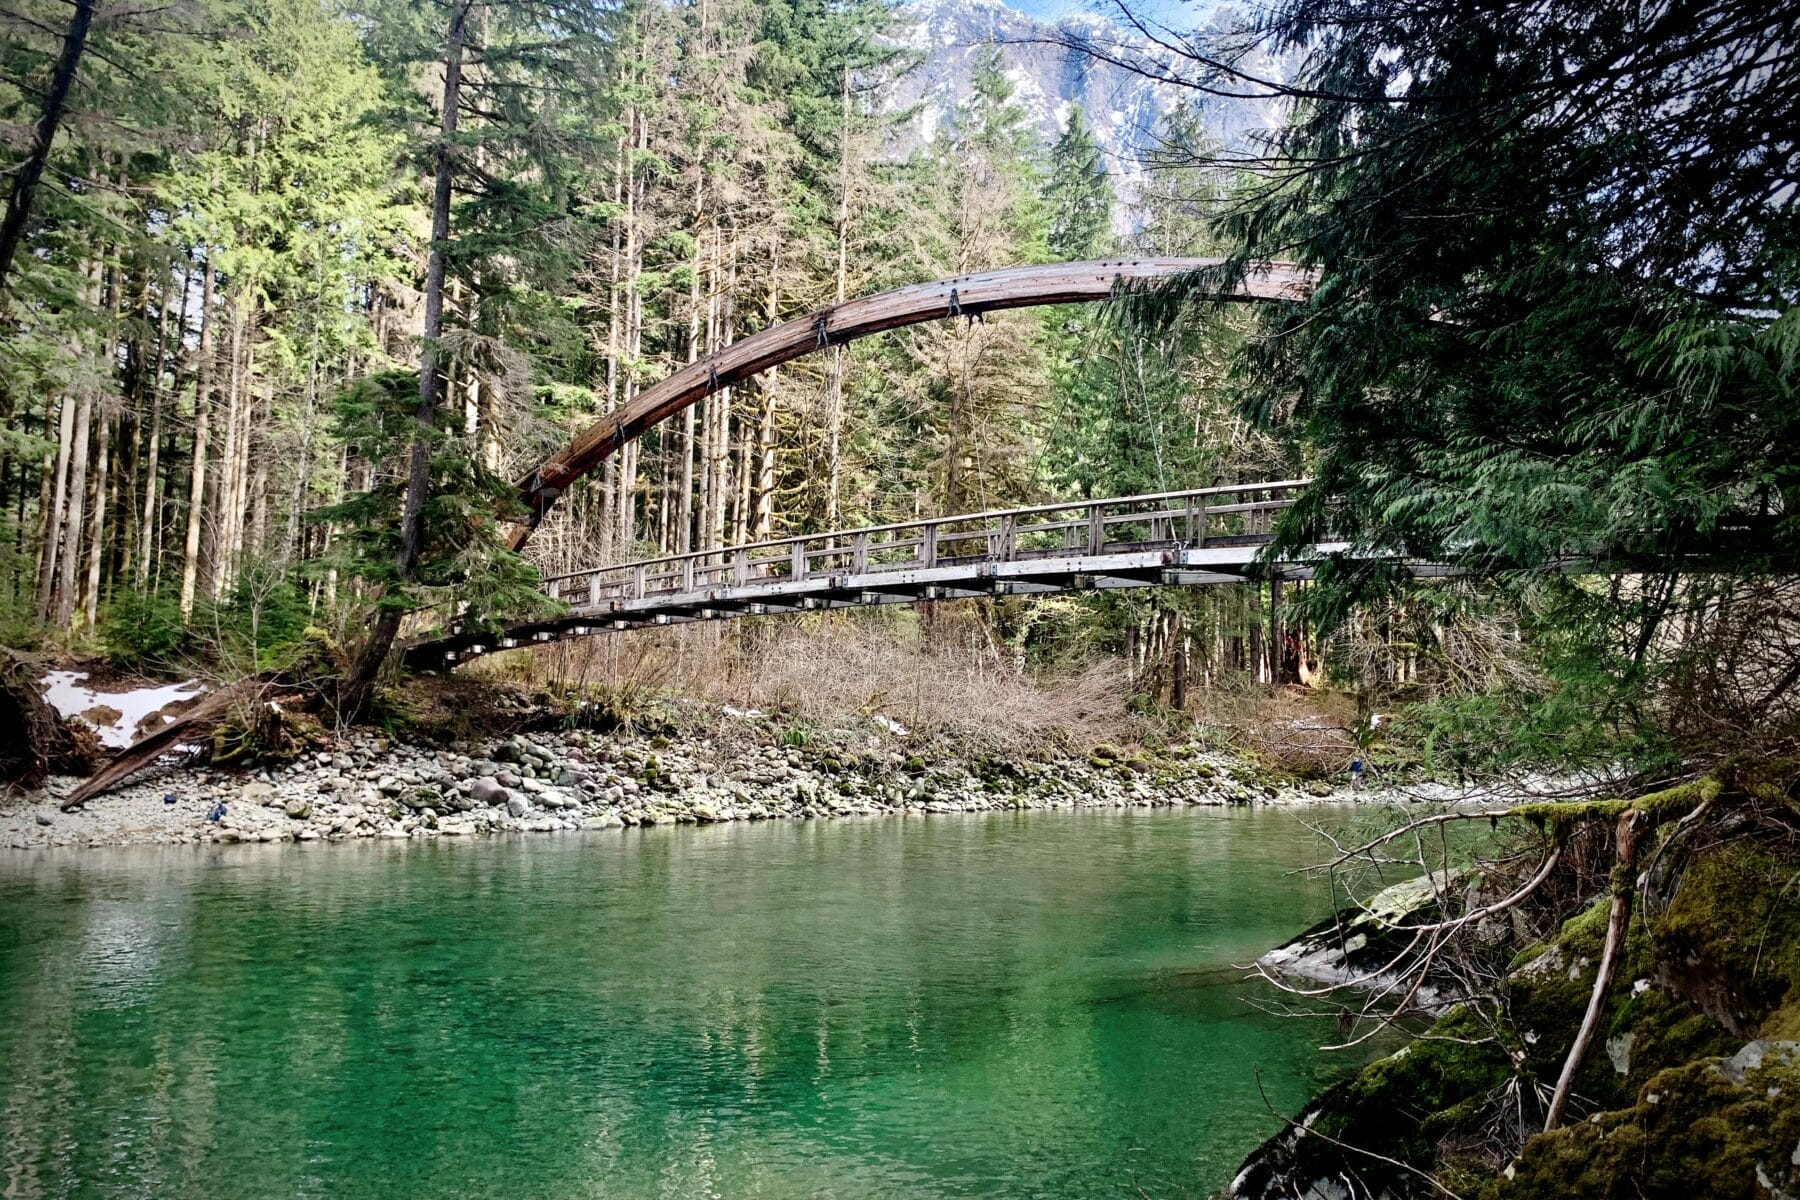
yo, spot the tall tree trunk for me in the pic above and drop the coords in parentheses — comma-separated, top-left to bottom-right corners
(34, 394, 74, 619)
(753, 242, 780, 540)
(613, 107, 645, 557)
(81, 411, 110, 629)
(141, 267, 186, 585)
(53, 388, 92, 629)
(207, 310, 239, 598)
(179, 253, 215, 618)
(0, 0, 95, 295)
(600, 116, 626, 563)
(708, 231, 733, 551)
(339, 0, 470, 720)
(823, 61, 852, 528)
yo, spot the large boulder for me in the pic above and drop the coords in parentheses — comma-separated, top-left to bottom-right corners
(1257, 872, 1462, 1008)
(469, 776, 510, 807)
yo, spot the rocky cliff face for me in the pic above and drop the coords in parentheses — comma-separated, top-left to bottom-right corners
(886, 0, 1295, 203)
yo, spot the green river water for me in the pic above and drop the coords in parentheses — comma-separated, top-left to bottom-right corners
(0, 806, 1373, 1200)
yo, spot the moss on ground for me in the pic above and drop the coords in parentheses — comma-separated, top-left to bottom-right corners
(1231, 813, 1797, 1199)
(1483, 1047, 1800, 1200)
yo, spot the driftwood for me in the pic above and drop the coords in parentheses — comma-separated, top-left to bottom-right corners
(1, 648, 100, 789)
(60, 634, 342, 809)
(59, 682, 257, 809)
(510, 258, 1312, 546)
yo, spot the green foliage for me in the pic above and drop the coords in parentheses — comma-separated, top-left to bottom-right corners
(101, 590, 192, 668)
(1043, 109, 1111, 261)
(1214, 0, 1799, 579)
(1120, 0, 1800, 772)
(310, 370, 560, 631)
(194, 564, 314, 672)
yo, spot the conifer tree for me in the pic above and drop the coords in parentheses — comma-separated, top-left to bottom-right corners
(1044, 110, 1111, 262)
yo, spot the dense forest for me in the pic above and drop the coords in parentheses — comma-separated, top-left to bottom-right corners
(1, 0, 1299, 722)
(1, 0, 1795, 772)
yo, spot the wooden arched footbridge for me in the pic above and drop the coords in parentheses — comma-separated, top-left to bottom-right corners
(508, 258, 1311, 546)
(405, 257, 1331, 668)
(407, 480, 1451, 669)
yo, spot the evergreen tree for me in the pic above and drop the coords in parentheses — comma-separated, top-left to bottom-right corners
(1044, 109, 1111, 262)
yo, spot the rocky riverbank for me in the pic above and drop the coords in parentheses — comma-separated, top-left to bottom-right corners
(1, 724, 1360, 851)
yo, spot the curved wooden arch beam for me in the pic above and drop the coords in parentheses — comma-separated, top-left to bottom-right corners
(511, 257, 1310, 547)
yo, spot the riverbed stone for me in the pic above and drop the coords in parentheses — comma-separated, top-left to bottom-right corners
(470, 777, 510, 806)
(505, 796, 529, 819)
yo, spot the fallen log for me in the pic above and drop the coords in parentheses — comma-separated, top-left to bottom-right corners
(59, 682, 254, 809)
(60, 633, 343, 809)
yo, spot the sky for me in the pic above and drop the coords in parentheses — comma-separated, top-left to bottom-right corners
(998, 0, 1211, 23)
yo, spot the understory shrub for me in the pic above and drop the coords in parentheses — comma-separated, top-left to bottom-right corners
(101, 589, 191, 667)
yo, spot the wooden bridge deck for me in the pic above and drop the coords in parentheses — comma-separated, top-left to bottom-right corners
(409, 481, 1420, 668)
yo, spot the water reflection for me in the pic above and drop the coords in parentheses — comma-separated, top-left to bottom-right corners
(2, 808, 1371, 1199)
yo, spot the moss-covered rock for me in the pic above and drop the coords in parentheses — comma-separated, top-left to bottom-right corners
(1655, 842, 1800, 1039)
(1228, 821, 1798, 1200)
(1484, 1043, 1800, 1200)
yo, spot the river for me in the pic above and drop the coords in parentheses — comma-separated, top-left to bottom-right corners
(0, 806, 1375, 1199)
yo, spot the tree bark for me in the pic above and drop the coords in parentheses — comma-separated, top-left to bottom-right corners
(338, 0, 470, 720)
(179, 252, 215, 618)
(53, 388, 92, 629)
(34, 394, 73, 619)
(0, 0, 96, 295)
(81, 408, 110, 629)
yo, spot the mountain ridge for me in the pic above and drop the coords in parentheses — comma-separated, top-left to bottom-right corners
(885, 0, 1292, 203)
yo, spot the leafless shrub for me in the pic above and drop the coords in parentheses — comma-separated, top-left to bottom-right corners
(478, 606, 1142, 755)
(1194, 685, 1361, 778)
(1322, 585, 1543, 702)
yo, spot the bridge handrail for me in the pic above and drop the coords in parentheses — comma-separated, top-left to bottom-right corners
(540, 479, 1312, 587)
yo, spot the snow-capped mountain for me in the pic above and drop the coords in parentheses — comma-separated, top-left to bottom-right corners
(887, 0, 1293, 206)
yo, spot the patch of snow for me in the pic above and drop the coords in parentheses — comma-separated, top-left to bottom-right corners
(40, 670, 207, 749)
(871, 714, 910, 736)
(721, 705, 766, 720)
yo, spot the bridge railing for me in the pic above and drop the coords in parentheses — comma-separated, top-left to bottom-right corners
(540, 480, 1309, 611)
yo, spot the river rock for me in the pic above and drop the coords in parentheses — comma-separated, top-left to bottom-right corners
(399, 786, 440, 811)
(285, 798, 312, 820)
(470, 777, 510, 806)
(505, 796, 529, 818)
(1258, 872, 1458, 1005)
(241, 781, 277, 806)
